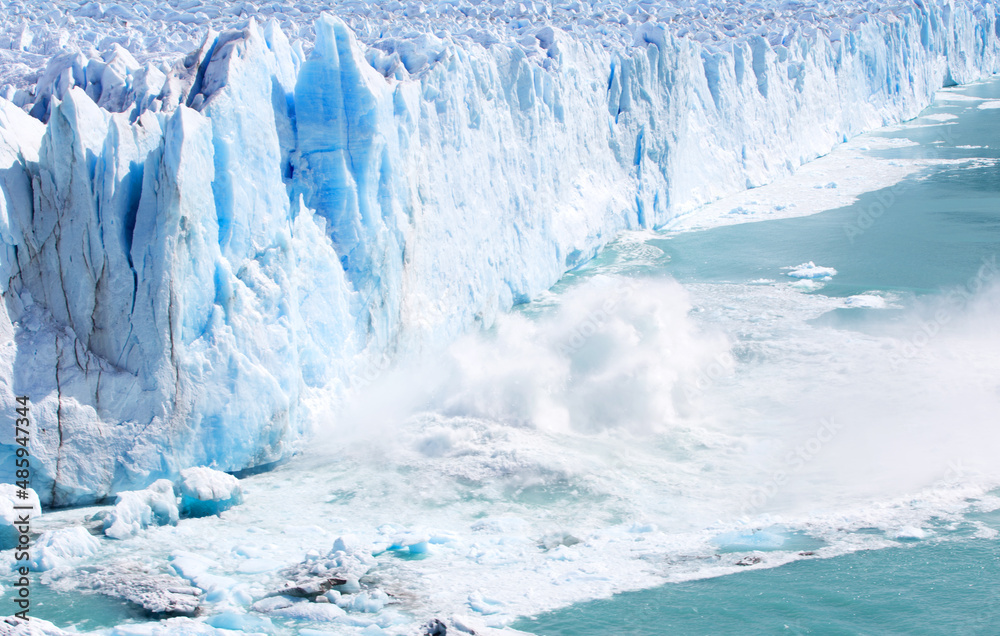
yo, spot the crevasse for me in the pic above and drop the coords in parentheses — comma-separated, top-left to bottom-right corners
(1, 2, 998, 506)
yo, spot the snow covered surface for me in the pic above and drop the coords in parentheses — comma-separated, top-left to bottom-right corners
(1, 0, 999, 511)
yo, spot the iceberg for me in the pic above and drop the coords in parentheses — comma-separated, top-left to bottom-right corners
(178, 466, 243, 517)
(785, 261, 839, 280)
(2, 1, 1000, 505)
(29, 526, 101, 571)
(103, 479, 179, 539)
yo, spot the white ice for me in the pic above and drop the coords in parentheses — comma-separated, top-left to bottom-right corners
(784, 261, 838, 280)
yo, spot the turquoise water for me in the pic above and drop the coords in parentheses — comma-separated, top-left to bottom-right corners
(649, 160, 1000, 297)
(513, 531, 1000, 635)
(30, 584, 145, 629)
(512, 80, 1000, 636)
(583, 80, 1000, 299)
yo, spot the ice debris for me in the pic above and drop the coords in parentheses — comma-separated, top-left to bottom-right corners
(178, 467, 244, 518)
(256, 536, 388, 620)
(784, 262, 839, 280)
(103, 479, 179, 540)
(102, 468, 244, 538)
(78, 563, 202, 616)
(30, 527, 101, 571)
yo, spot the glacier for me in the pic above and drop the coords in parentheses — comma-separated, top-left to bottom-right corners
(2, 0, 1000, 506)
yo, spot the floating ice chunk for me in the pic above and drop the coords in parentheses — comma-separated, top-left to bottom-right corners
(170, 550, 248, 605)
(387, 532, 432, 555)
(178, 467, 243, 518)
(31, 527, 100, 571)
(893, 526, 927, 540)
(934, 92, 986, 102)
(80, 564, 201, 616)
(546, 544, 580, 561)
(332, 535, 359, 553)
(790, 279, 825, 292)
(844, 294, 888, 309)
(271, 536, 377, 607)
(784, 262, 838, 280)
(0, 485, 41, 550)
(103, 479, 178, 540)
(271, 600, 351, 622)
(735, 555, 764, 566)
(252, 595, 298, 613)
(920, 113, 958, 122)
(207, 611, 274, 632)
(336, 577, 362, 594)
(467, 591, 505, 614)
(406, 541, 430, 555)
(342, 589, 390, 613)
(451, 615, 491, 635)
(977, 100, 1000, 110)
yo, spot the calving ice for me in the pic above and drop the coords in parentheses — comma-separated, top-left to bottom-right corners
(2, 0, 998, 505)
(889, 253, 1000, 369)
(742, 417, 844, 517)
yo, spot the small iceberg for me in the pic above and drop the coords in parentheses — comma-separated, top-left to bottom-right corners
(103, 479, 179, 539)
(712, 529, 787, 552)
(178, 467, 244, 518)
(784, 261, 838, 281)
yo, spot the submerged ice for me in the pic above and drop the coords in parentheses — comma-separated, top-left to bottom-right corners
(2, 1, 1000, 507)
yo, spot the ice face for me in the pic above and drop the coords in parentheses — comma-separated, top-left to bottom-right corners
(2, 2, 1000, 505)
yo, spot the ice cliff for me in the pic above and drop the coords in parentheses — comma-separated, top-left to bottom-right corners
(1, 1, 999, 505)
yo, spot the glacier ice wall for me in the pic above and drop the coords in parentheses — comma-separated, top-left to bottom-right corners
(2, 1, 999, 505)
